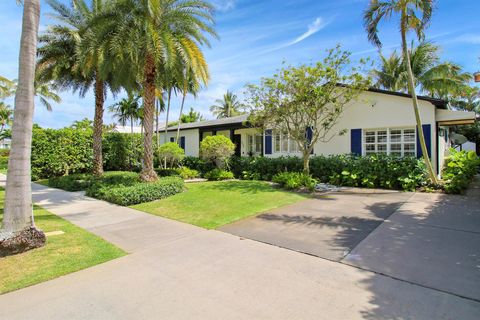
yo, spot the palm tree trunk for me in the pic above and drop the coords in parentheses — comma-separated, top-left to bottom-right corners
(164, 88, 172, 143)
(176, 89, 187, 142)
(130, 117, 134, 170)
(164, 88, 172, 168)
(92, 79, 104, 176)
(401, 23, 438, 184)
(140, 53, 158, 182)
(1, 0, 45, 253)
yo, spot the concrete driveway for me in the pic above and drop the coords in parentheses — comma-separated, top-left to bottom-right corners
(1, 176, 479, 319)
(219, 186, 480, 302)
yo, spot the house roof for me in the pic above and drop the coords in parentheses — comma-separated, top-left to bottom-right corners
(161, 88, 449, 133)
(159, 114, 249, 132)
(365, 87, 448, 109)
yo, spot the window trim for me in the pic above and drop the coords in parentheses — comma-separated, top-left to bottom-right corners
(272, 130, 301, 154)
(363, 127, 416, 157)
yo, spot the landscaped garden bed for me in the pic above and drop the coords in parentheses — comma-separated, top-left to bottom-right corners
(40, 171, 185, 206)
(0, 188, 125, 294)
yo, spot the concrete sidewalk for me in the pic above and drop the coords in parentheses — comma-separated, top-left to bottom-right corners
(0, 177, 479, 319)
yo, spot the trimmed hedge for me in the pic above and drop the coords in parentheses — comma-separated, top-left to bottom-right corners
(46, 171, 184, 206)
(31, 127, 155, 180)
(91, 176, 184, 206)
(442, 149, 479, 194)
(204, 169, 234, 181)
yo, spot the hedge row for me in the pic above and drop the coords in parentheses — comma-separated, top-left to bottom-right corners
(183, 154, 427, 191)
(47, 171, 184, 206)
(31, 127, 154, 180)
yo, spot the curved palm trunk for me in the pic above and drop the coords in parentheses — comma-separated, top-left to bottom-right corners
(140, 53, 158, 181)
(92, 79, 104, 176)
(155, 96, 160, 157)
(164, 88, 172, 143)
(401, 21, 438, 184)
(1, 0, 45, 253)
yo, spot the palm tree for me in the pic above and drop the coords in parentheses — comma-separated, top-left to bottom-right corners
(176, 64, 207, 142)
(37, 0, 120, 177)
(108, 95, 141, 134)
(1, 75, 61, 111)
(210, 91, 245, 119)
(364, 0, 438, 184)
(102, 0, 216, 181)
(0, 102, 13, 138)
(373, 41, 470, 100)
(1, 0, 46, 254)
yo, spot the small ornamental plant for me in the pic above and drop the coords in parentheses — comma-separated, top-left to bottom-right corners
(200, 135, 235, 169)
(158, 142, 185, 168)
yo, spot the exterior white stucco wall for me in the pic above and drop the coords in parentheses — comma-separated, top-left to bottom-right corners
(311, 91, 438, 169)
(158, 129, 200, 157)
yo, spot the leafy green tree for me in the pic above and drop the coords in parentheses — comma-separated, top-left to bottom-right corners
(200, 135, 235, 169)
(158, 142, 185, 168)
(101, 0, 216, 181)
(210, 91, 245, 119)
(364, 0, 438, 184)
(37, 0, 120, 176)
(181, 107, 204, 123)
(70, 118, 93, 131)
(247, 47, 371, 174)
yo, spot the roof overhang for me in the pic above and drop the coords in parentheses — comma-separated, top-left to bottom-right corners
(436, 109, 476, 125)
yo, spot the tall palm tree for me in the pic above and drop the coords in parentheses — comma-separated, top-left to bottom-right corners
(364, 0, 438, 184)
(37, 0, 120, 177)
(1, 0, 46, 254)
(0, 76, 16, 99)
(373, 41, 470, 100)
(108, 95, 141, 134)
(102, 0, 216, 181)
(176, 63, 207, 142)
(210, 91, 245, 119)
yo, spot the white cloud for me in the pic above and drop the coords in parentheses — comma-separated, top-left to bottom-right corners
(455, 33, 480, 44)
(213, 0, 236, 12)
(288, 17, 327, 46)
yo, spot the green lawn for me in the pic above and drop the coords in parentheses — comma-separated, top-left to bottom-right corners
(132, 180, 309, 229)
(0, 189, 126, 294)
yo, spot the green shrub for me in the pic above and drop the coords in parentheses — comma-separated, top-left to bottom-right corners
(48, 173, 94, 191)
(157, 142, 185, 168)
(228, 154, 427, 191)
(155, 168, 180, 177)
(272, 172, 317, 191)
(0, 156, 8, 171)
(230, 156, 303, 180)
(442, 149, 479, 194)
(103, 133, 143, 172)
(181, 156, 214, 176)
(93, 176, 184, 206)
(200, 135, 235, 169)
(0, 149, 9, 157)
(175, 167, 200, 179)
(204, 168, 234, 181)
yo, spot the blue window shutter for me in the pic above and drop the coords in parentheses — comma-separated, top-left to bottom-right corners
(265, 130, 272, 154)
(180, 136, 185, 150)
(170, 137, 174, 143)
(306, 127, 314, 154)
(416, 124, 431, 158)
(351, 129, 362, 155)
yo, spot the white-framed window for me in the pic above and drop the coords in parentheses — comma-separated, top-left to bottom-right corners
(273, 131, 300, 154)
(246, 133, 263, 154)
(364, 128, 416, 157)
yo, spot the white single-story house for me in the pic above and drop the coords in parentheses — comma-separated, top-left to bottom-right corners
(159, 88, 476, 175)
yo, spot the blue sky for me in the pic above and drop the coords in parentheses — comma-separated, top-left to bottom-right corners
(0, 0, 479, 128)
